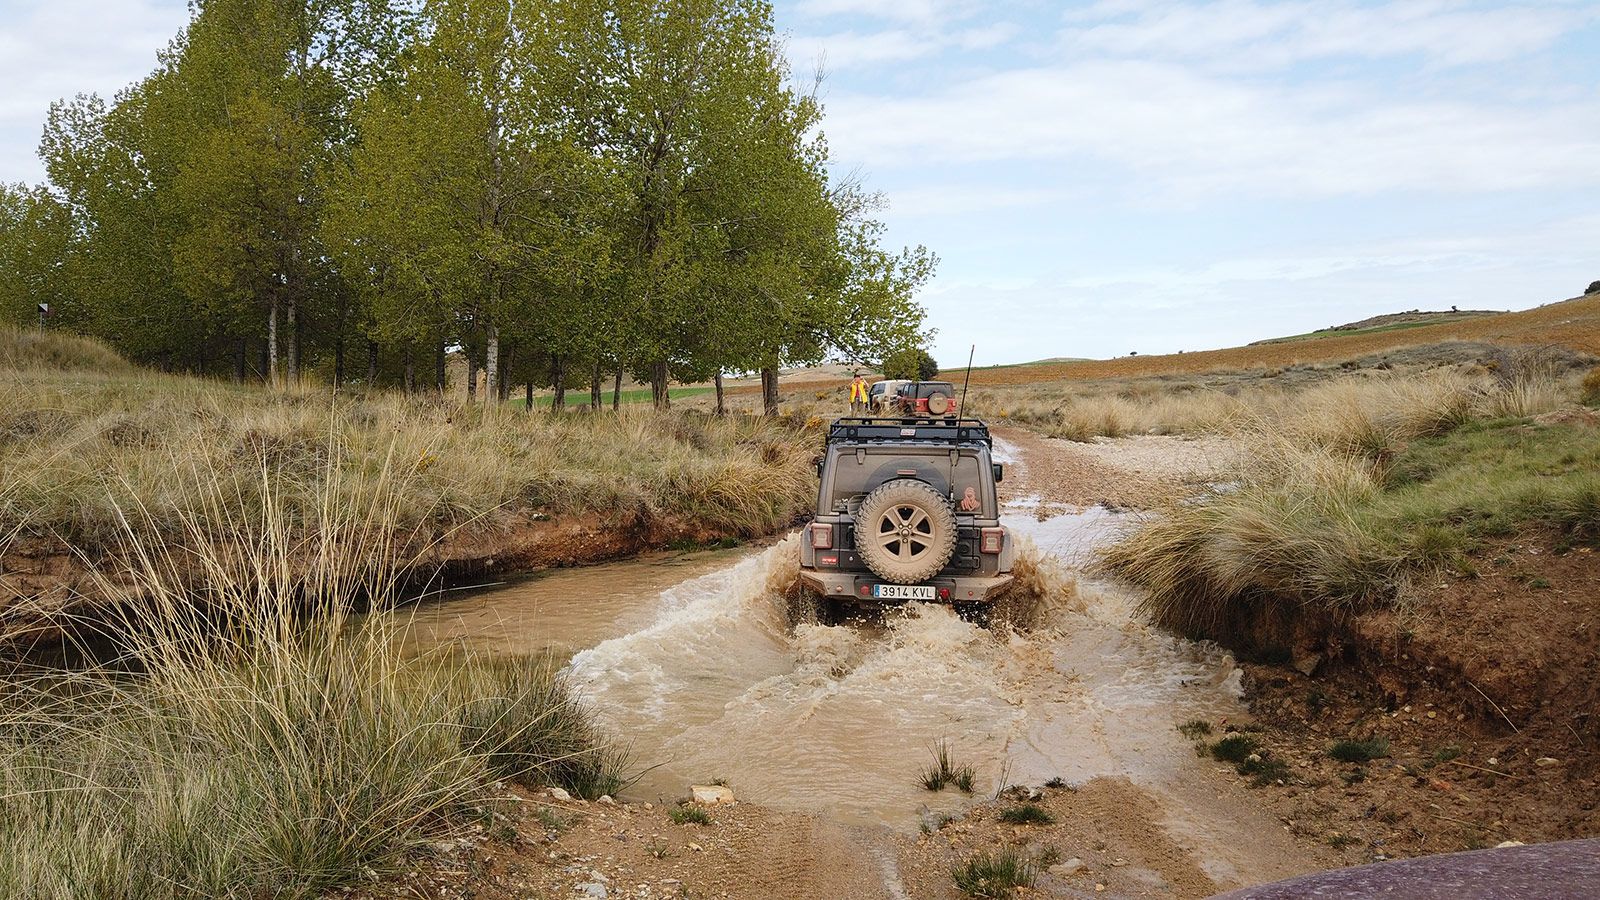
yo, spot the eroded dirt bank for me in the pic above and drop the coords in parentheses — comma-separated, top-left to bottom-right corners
(0, 508, 778, 650)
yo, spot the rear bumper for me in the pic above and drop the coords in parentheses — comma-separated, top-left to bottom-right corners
(797, 569, 1015, 604)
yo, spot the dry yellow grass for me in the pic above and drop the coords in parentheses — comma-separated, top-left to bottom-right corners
(0, 449, 625, 898)
(0, 336, 818, 550)
(1103, 362, 1597, 635)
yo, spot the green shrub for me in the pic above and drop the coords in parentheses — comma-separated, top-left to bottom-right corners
(1582, 366, 1600, 406)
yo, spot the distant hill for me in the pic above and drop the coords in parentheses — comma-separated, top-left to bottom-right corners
(1250, 309, 1503, 345)
(963, 292, 1600, 386)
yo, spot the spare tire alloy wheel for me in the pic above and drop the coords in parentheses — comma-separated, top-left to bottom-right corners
(855, 479, 958, 584)
(927, 392, 951, 415)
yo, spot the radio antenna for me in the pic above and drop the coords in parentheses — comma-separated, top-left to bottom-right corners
(958, 344, 975, 419)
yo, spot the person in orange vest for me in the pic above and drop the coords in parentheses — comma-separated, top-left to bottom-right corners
(849, 372, 869, 415)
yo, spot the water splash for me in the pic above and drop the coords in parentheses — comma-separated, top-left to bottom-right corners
(560, 507, 1243, 828)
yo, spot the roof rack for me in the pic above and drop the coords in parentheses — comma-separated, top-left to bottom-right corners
(825, 417, 992, 447)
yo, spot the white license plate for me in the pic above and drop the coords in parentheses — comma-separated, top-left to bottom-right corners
(872, 584, 936, 601)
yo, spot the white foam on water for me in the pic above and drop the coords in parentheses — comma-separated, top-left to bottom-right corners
(560, 506, 1244, 828)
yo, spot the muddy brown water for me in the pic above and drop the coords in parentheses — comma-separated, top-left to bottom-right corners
(401, 496, 1248, 836)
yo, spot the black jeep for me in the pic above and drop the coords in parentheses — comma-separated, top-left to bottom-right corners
(797, 417, 1014, 620)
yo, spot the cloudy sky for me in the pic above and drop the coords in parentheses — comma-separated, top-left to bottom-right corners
(3, 0, 1597, 364)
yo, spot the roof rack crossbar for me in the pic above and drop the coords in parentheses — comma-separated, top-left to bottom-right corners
(824, 417, 992, 447)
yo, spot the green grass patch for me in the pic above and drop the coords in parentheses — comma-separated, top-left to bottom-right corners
(920, 740, 976, 793)
(514, 385, 717, 407)
(952, 848, 1039, 897)
(1210, 734, 1260, 763)
(997, 804, 1055, 826)
(668, 804, 711, 826)
(1328, 737, 1391, 763)
(1177, 718, 1213, 739)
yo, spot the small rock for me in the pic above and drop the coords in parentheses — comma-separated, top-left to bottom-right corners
(1537, 757, 1561, 767)
(548, 787, 574, 802)
(1246, 753, 1263, 764)
(577, 882, 608, 899)
(1427, 711, 1437, 719)
(1049, 858, 1086, 876)
(1292, 649, 1321, 677)
(1111, 858, 1128, 867)
(691, 784, 736, 804)
(1496, 840, 1524, 849)
(598, 795, 618, 806)
(1095, 884, 1106, 893)
(1488, 757, 1499, 766)
(688, 842, 704, 852)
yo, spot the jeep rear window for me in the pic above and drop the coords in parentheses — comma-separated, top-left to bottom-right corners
(824, 447, 994, 516)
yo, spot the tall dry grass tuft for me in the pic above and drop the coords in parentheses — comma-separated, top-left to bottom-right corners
(1103, 441, 1403, 632)
(1104, 363, 1591, 632)
(0, 444, 627, 899)
(0, 325, 132, 374)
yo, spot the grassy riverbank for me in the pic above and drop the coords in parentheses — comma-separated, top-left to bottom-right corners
(1, 328, 818, 641)
(0, 448, 627, 899)
(1102, 358, 1600, 631)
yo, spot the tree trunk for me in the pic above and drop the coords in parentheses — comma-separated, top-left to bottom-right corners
(233, 339, 246, 384)
(267, 301, 279, 386)
(467, 353, 478, 402)
(714, 372, 725, 416)
(551, 353, 566, 411)
(761, 366, 779, 416)
(485, 324, 500, 405)
(404, 350, 415, 395)
(612, 370, 622, 410)
(286, 299, 298, 385)
(333, 332, 345, 391)
(499, 344, 514, 402)
(525, 382, 533, 410)
(366, 340, 378, 386)
(590, 361, 602, 410)
(435, 341, 446, 394)
(651, 361, 670, 410)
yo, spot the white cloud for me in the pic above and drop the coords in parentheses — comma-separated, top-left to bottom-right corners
(792, 0, 976, 28)
(819, 59, 1600, 198)
(1060, 0, 1597, 70)
(0, 0, 186, 183)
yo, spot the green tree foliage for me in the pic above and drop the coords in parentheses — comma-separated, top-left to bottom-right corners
(883, 347, 939, 381)
(0, 184, 73, 327)
(8, 0, 933, 408)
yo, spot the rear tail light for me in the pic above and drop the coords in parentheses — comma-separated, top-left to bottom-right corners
(809, 523, 834, 549)
(980, 527, 1005, 554)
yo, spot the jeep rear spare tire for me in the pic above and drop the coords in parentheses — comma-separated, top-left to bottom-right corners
(855, 479, 958, 584)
